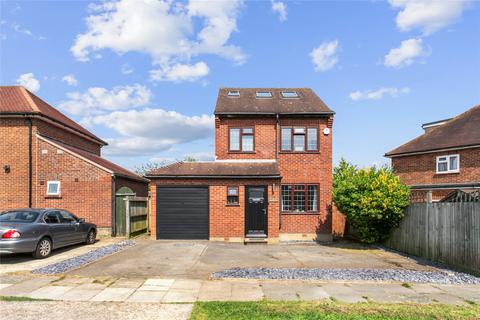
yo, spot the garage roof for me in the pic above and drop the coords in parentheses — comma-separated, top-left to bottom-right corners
(145, 161, 281, 178)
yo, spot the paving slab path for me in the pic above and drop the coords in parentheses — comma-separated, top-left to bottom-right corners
(1, 275, 478, 305)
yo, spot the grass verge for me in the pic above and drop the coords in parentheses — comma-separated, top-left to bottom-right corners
(0, 295, 52, 302)
(190, 301, 480, 320)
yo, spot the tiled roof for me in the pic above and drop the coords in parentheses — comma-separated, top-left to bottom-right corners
(0, 86, 106, 145)
(386, 104, 480, 157)
(39, 135, 148, 182)
(214, 88, 334, 115)
(146, 161, 281, 178)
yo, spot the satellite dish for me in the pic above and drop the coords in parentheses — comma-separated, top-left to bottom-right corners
(323, 128, 330, 135)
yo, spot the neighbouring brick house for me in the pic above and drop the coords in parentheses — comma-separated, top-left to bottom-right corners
(385, 104, 480, 202)
(146, 88, 334, 243)
(0, 86, 148, 235)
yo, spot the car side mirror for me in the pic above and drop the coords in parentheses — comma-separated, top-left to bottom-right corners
(78, 218, 85, 223)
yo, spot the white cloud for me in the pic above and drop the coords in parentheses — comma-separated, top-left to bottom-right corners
(90, 108, 214, 156)
(389, 0, 471, 35)
(310, 40, 339, 72)
(121, 63, 134, 75)
(59, 84, 151, 116)
(62, 74, 78, 86)
(16, 73, 40, 92)
(149, 62, 209, 82)
(71, 0, 245, 82)
(384, 38, 428, 68)
(349, 87, 410, 101)
(271, 0, 287, 22)
(12, 22, 46, 40)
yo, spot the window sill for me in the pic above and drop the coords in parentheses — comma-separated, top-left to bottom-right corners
(281, 211, 319, 215)
(226, 203, 240, 207)
(228, 151, 256, 154)
(435, 171, 460, 175)
(45, 195, 62, 199)
(279, 151, 320, 154)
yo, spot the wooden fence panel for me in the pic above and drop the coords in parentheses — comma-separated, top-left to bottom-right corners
(386, 203, 480, 275)
(125, 197, 149, 237)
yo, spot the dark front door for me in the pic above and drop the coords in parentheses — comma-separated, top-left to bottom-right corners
(156, 186, 209, 240)
(245, 186, 268, 237)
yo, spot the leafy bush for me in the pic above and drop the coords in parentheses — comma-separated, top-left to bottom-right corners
(333, 159, 410, 244)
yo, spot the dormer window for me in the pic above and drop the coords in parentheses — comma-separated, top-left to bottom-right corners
(256, 91, 272, 98)
(227, 90, 240, 97)
(281, 91, 299, 98)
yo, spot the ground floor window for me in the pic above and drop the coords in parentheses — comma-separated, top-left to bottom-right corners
(281, 184, 318, 212)
(227, 186, 239, 205)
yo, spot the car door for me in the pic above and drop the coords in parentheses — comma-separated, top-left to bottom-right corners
(57, 211, 79, 245)
(43, 211, 67, 248)
(60, 211, 85, 243)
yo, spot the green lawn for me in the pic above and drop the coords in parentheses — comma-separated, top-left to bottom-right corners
(190, 301, 479, 320)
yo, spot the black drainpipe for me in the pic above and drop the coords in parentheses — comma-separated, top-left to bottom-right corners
(27, 117, 33, 208)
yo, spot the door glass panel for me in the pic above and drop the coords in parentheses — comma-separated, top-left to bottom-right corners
(249, 188, 264, 203)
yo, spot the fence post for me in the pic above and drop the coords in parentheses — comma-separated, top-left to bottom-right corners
(125, 197, 131, 237)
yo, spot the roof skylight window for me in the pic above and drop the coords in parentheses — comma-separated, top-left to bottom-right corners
(227, 90, 240, 97)
(256, 91, 272, 98)
(281, 91, 299, 98)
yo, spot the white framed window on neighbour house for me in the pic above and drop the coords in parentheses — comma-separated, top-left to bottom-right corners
(46, 181, 61, 196)
(436, 155, 460, 174)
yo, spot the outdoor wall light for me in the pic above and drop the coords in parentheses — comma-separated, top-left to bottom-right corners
(4, 165, 10, 173)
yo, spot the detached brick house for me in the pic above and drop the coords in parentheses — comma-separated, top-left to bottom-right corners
(0, 86, 148, 235)
(146, 88, 334, 243)
(385, 104, 480, 201)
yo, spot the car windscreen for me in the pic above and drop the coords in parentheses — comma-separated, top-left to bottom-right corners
(0, 211, 40, 223)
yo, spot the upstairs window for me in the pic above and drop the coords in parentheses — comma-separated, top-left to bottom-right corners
(281, 91, 299, 98)
(227, 186, 239, 205)
(436, 155, 459, 174)
(256, 91, 272, 98)
(46, 181, 61, 196)
(229, 127, 254, 152)
(280, 127, 318, 152)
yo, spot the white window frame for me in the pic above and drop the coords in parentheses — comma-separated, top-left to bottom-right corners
(46, 181, 61, 196)
(436, 154, 460, 174)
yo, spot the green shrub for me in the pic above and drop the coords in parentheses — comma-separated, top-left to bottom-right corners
(333, 159, 410, 244)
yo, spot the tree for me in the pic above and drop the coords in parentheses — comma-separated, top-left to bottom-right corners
(333, 159, 410, 244)
(134, 161, 167, 176)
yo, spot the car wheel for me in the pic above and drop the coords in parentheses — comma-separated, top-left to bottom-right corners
(33, 237, 52, 259)
(85, 229, 96, 245)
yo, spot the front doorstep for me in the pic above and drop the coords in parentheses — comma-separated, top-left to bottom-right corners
(210, 237, 279, 244)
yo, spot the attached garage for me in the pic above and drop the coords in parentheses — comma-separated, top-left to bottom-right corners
(156, 186, 209, 240)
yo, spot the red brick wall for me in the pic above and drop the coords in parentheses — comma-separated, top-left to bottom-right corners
(149, 178, 281, 240)
(34, 138, 113, 227)
(215, 116, 333, 236)
(0, 118, 31, 210)
(391, 148, 480, 186)
(34, 119, 102, 155)
(115, 176, 148, 197)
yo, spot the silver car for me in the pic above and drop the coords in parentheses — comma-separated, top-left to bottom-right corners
(0, 208, 97, 258)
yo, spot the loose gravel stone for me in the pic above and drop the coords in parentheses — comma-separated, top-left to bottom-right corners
(32, 240, 135, 275)
(212, 267, 480, 285)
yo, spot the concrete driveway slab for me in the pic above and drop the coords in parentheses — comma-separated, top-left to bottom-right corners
(126, 290, 166, 302)
(27, 285, 74, 300)
(91, 287, 135, 302)
(68, 240, 444, 279)
(230, 281, 263, 301)
(321, 283, 367, 303)
(62, 288, 103, 301)
(0, 277, 56, 296)
(198, 281, 232, 301)
(162, 288, 199, 302)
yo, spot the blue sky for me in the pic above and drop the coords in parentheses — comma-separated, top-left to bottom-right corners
(1, 0, 479, 170)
